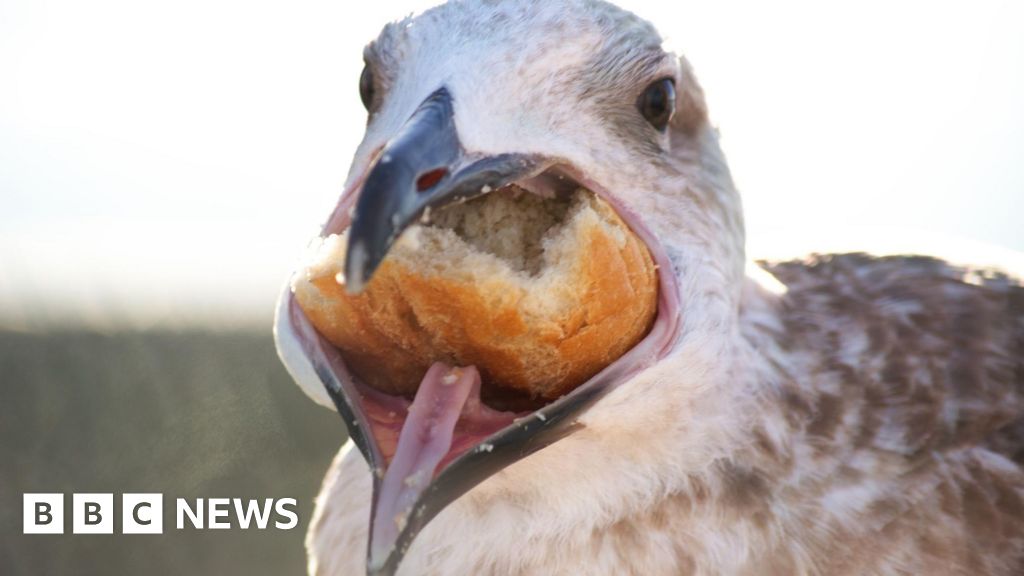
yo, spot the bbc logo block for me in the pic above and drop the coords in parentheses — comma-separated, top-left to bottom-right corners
(123, 493, 163, 534)
(72, 493, 114, 534)
(24, 494, 64, 534)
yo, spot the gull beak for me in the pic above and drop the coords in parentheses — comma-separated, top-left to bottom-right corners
(335, 87, 568, 575)
(344, 87, 538, 293)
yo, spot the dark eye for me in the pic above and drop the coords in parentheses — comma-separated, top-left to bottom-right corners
(359, 64, 375, 110)
(637, 78, 676, 131)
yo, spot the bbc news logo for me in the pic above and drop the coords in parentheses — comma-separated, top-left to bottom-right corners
(24, 494, 298, 534)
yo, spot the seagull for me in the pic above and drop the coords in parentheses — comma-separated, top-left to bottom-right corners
(274, 1, 1024, 574)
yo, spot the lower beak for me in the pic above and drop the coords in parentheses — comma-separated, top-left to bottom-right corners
(284, 291, 608, 576)
(344, 86, 538, 293)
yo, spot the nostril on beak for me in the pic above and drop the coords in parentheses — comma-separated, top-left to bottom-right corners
(416, 168, 448, 192)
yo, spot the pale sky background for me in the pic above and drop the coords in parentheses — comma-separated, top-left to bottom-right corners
(1, 0, 1022, 328)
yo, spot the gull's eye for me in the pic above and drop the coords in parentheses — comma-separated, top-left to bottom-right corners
(637, 78, 676, 132)
(359, 64, 375, 110)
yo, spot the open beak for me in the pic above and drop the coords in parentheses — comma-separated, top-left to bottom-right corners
(337, 87, 586, 575)
(276, 86, 682, 576)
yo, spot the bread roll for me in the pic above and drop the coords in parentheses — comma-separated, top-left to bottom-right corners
(293, 186, 657, 405)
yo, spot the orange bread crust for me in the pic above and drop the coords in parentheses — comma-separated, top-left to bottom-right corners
(294, 196, 658, 401)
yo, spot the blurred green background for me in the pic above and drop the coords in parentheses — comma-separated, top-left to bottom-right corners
(0, 328, 347, 575)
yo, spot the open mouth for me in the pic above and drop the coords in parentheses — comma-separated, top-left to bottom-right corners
(274, 89, 681, 575)
(293, 162, 681, 453)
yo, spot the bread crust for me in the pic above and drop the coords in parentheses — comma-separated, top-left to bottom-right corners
(294, 194, 658, 401)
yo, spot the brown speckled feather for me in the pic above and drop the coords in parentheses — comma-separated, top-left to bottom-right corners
(746, 253, 1024, 574)
(764, 253, 1024, 460)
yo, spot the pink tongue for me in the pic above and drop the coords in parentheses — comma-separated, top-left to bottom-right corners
(370, 362, 480, 561)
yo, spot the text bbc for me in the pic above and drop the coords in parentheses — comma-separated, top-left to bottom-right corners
(23, 494, 298, 534)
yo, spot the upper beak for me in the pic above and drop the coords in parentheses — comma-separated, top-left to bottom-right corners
(344, 87, 538, 292)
